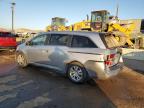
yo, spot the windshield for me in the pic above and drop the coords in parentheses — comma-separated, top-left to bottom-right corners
(52, 19, 66, 26)
(91, 11, 109, 22)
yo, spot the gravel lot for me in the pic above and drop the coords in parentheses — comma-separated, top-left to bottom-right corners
(0, 51, 115, 108)
(0, 51, 144, 108)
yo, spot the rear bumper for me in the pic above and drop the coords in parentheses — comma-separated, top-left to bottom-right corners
(0, 46, 17, 50)
(85, 61, 123, 79)
(103, 62, 123, 79)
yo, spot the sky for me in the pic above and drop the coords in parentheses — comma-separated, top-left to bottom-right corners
(0, 0, 144, 30)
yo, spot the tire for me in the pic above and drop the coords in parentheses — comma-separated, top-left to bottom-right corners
(67, 63, 88, 83)
(16, 52, 28, 68)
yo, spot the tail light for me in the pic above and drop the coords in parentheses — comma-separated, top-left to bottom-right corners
(107, 54, 115, 60)
(105, 54, 115, 67)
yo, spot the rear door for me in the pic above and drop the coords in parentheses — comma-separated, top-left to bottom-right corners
(45, 33, 71, 72)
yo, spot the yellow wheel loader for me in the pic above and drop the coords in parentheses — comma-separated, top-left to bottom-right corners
(71, 10, 144, 47)
(46, 11, 144, 48)
(71, 20, 91, 31)
(46, 17, 67, 31)
(67, 10, 136, 46)
(90, 10, 144, 48)
(90, 10, 135, 46)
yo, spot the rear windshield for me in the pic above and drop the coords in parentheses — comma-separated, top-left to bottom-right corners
(0, 32, 15, 37)
(99, 33, 121, 48)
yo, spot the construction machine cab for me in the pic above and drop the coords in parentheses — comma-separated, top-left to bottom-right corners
(46, 17, 67, 31)
(51, 17, 67, 31)
(91, 10, 110, 32)
(51, 17, 66, 26)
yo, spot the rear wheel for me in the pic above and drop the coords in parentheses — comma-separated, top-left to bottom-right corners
(67, 63, 88, 83)
(16, 53, 28, 68)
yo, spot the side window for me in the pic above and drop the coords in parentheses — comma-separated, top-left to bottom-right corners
(50, 34, 69, 46)
(30, 35, 47, 46)
(71, 35, 97, 48)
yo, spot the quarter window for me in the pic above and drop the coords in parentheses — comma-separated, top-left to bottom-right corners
(30, 35, 47, 46)
(50, 34, 69, 46)
(71, 35, 97, 48)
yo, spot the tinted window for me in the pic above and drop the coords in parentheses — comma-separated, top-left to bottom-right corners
(50, 34, 69, 46)
(30, 35, 47, 46)
(71, 35, 97, 48)
(0, 32, 15, 37)
(45, 34, 51, 45)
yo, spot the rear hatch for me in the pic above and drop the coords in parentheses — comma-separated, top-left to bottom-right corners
(0, 32, 17, 47)
(99, 33, 122, 67)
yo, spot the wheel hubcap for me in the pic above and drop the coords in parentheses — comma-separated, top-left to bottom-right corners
(69, 66, 83, 82)
(17, 54, 25, 65)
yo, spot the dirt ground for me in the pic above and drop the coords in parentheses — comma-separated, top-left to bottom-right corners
(96, 67, 144, 108)
(0, 51, 144, 108)
(0, 51, 115, 108)
(0, 51, 15, 64)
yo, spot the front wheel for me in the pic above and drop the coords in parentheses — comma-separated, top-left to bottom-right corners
(67, 64, 88, 83)
(16, 53, 28, 68)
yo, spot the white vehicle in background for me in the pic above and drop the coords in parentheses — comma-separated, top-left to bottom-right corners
(16, 31, 123, 83)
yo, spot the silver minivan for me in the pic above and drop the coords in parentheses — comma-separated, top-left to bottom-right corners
(16, 31, 123, 83)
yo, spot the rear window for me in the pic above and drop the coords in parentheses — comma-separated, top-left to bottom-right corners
(99, 33, 120, 48)
(0, 32, 15, 37)
(71, 35, 97, 48)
